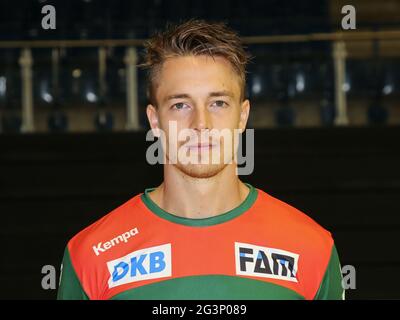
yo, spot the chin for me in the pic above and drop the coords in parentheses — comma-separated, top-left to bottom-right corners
(175, 163, 228, 179)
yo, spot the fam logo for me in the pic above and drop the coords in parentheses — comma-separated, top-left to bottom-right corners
(107, 244, 171, 288)
(235, 242, 299, 283)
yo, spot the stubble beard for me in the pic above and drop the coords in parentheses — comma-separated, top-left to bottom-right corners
(165, 142, 235, 179)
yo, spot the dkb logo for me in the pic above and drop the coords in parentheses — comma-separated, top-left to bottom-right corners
(107, 244, 171, 288)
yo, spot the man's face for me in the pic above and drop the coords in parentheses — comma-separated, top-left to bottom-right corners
(146, 55, 250, 179)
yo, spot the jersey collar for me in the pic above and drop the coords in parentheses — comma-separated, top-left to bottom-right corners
(140, 183, 258, 227)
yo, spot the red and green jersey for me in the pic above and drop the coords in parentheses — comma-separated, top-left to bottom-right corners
(57, 183, 344, 300)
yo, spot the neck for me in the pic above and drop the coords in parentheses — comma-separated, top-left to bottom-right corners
(149, 164, 249, 219)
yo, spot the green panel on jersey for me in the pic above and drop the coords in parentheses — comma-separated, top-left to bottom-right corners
(314, 245, 345, 300)
(110, 275, 305, 300)
(141, 183, 258, 227)
(57, 248, 89, 300)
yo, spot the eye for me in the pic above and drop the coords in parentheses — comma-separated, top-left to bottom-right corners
(211, 100, 228, 108)
(171, 102, 190, 110)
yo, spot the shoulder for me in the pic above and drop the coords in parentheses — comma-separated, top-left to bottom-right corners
(252, 187, 337, 299)
(62, 193, 145, 299)
(253, 187, 334, 258)
(67, 193, 144, 259)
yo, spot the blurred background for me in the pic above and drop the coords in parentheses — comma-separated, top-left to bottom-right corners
(0, 0, 399, 299)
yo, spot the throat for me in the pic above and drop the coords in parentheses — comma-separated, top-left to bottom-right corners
(148, 181, 250, 220)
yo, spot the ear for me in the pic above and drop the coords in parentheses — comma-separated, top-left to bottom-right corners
(146, 104, 161, 137)
(238, 99, 250, 133)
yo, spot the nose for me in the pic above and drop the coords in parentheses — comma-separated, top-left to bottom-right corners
(192, 106, 211, 132)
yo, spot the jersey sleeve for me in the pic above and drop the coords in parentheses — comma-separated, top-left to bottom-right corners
(314, 244, 345, 300)
(57, 247, 89, 300)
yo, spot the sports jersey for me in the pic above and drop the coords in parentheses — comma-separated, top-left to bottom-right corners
(57, 183, 344, 300)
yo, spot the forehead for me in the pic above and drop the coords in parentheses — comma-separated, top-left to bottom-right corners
(155, 55, 241, 101)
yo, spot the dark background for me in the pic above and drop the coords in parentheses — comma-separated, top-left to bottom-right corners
(1, 0, 400, 299)
(2, 127, 400, 299)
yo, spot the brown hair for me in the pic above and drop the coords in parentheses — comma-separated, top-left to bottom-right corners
(139, 19, 251, 106)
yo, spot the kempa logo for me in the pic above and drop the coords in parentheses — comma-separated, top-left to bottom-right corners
(235, 242, 299, 282)
(92, 227, 139, 256)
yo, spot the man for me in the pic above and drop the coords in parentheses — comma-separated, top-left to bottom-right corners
(58, 19, 344, 300)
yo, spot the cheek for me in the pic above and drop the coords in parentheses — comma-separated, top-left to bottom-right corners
(213, 109, 242, 128)
(158, 119, 190, 146)
(159, 117, 191, 137)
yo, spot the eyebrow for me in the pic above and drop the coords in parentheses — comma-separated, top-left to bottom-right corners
(164, 91, 235, 103)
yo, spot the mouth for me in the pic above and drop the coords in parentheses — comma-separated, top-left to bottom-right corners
(186, 143, 216, 151)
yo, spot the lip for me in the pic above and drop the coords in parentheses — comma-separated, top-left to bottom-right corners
(186, 144, 216, 149)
